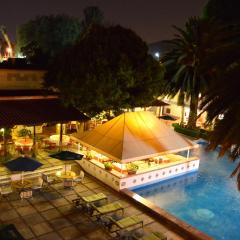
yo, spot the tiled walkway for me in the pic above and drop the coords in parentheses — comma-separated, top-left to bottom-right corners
(0, 173, 184, 240)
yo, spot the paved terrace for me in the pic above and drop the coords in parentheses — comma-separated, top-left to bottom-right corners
(0, 172, 184, 240)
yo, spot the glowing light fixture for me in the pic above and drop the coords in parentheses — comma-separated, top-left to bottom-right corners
(154, 52, 160, 59)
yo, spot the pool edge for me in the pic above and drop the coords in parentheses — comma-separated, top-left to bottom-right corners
(121, 188, 213, 240)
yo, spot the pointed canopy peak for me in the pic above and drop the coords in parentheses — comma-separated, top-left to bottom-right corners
(75, 111, 197, 162)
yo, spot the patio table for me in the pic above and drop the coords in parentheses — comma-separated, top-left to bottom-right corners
(11, 179, 32, 189)
(49, 134, 70, 146)
(15, 139, 33, 152)
(56, 170, 76, 179)
(15, 139, 33, 147)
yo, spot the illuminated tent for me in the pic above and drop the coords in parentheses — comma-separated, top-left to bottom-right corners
(74, 111, 197, 163)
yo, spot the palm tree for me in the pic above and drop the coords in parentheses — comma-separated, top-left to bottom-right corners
(200, 41, 240, 189)
(162, 17, 229, 129)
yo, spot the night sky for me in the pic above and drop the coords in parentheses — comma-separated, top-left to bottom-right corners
(2, 0, 208, 43)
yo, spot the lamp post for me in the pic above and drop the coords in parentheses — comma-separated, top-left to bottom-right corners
(0, 128, 6, 160)
(59, 123, 63, 152)
(32, 125, 36, 158)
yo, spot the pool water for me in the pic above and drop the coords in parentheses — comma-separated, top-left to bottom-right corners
(133, 144, 240, 240)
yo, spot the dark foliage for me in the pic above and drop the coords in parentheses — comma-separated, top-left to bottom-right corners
(17, 15, 82, 65)
(45, 25, 164, 116)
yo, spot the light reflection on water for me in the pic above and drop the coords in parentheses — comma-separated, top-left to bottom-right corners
(134, 145, 240, 240)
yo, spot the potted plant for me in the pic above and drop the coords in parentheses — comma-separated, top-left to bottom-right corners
(127, 163, 139, 175)
(85, 151, 92, 160)
(17, 128, 32, 138)
(104, 162, 114, 171)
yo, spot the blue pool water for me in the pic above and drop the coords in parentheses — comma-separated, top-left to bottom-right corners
(133, 144, 240, 240)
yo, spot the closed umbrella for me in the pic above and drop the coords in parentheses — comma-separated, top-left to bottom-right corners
(5, 157, 43, 183)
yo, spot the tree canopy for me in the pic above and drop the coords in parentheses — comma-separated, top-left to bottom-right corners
(17, 6, 104, 65)
(200, 29, 240, 189)
(202, 0, 240, 24)
(17, 14, 81, 65)
(81, 6, 104, 32)
(45, 25, 164, 116)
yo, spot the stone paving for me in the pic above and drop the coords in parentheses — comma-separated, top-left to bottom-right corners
(0, 173, 184, 240)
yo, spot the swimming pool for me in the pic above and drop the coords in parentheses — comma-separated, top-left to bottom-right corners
(133, 143, 240, 240)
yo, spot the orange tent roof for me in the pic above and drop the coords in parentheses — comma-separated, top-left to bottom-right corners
(74, 111, 197, 163)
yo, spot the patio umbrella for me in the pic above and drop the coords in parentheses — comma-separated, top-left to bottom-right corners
(49, 151, 83, 173)
(5, 157, 43, 183)
(50, 151, 83, 160)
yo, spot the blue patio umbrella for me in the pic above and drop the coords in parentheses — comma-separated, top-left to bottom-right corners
(50, 151, 83, 173)
(5, 157, 43, 172)
(5, 157, 43, 183)
(49, 151, 83, 161)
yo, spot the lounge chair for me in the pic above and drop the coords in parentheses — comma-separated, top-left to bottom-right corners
(90, 202, 124, 218)
(72, 192, 107, 209)
(104, 215, 143, 233)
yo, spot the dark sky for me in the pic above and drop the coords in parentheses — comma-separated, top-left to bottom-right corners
(1, 0, 208, 43)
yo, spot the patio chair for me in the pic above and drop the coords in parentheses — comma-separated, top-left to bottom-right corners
(0, 185, 13, 200)
(19, 188, 32, 200)
(32, 177, 43, 191)
(42, 173, 57, 188)
(45, 141, 57, 150)
(89, 202, 124, 218)
(73, 170, 84, 184)
(63, 179, 74, 188)
(72, 192, 107, 209)
(103, 215, 143, 233)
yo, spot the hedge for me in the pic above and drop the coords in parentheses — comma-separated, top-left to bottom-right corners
(172, 124, 210, 140)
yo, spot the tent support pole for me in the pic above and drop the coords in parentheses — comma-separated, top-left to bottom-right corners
(187, 149, 190, 160)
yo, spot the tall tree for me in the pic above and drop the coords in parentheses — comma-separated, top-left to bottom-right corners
(17, 15, 81, 65)
(201, 0, 240, 189)
(202, 0, 240, 24)
(162, 17, 230, 129)
(200, 39, 240, 189)
(81, 6, 104, 31)
(45, 25, 164, 116)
